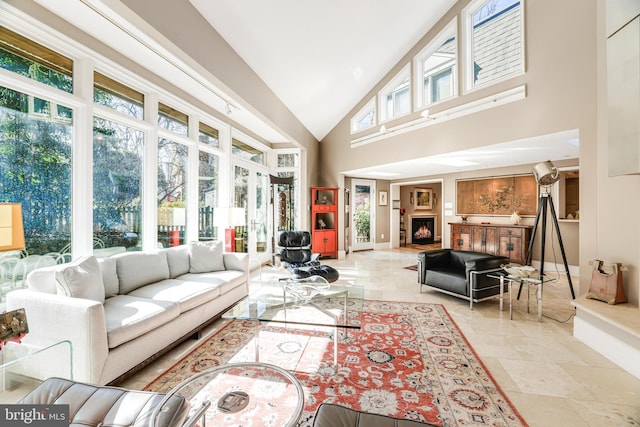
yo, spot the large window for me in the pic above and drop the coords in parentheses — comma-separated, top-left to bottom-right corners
(379, 64, 411, 123)
(93, 118, 143, 251)
(198, 151, 219, 241)
(0, 20, 304, 290)
(0, 86, 73, 256)
(415, 21, 457, 109)
(466, 0, 523, 90)
(275, 151, 300, 231)
(157, 139, 188, 247)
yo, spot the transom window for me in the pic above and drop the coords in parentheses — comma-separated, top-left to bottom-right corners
(0, 26, 72, 93)
(277, 153, 298, 168)
(466, 0, 523, 90)
(94, 72, 144, 119)
(158, 102, 189, 136)
(199, 122, 219, 147)
(232, 138, 264, 165)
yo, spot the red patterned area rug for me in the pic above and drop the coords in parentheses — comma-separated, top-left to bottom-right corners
(145, 301, 527, 427)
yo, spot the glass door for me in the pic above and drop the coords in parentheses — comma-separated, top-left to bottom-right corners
(233, 163, 270, 267)
(351, 179, 376, 251)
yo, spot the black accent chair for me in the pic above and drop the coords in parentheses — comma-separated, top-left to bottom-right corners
(313, 402, 438, 426)
(417, 249, 509, 309)
(276, 231, 339, 283)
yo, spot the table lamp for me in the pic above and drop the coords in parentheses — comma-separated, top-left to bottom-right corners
(214, 207, 246, 252)
(0, 203, 25, 252)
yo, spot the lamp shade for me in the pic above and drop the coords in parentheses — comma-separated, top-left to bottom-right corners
(532, 160, 560, 186)
(0, 203, 25, 251)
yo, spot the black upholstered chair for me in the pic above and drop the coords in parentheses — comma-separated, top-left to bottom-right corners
(417, 249, 509, 309)
(276, 231, 339, 283)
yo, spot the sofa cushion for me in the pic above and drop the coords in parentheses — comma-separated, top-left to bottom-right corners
(97, 256, 119, 298)
(177, 270, 246, 295)
(55, 255, 105, 303)
(165, 245, 190, 278)
(115, 252, 170, 294)
(127, 278, 222, 313)
(425, 268, 468, 296)
(104, 295, 179, 348)
(188, 240, 225, 273)
(25, 264, 62, 294)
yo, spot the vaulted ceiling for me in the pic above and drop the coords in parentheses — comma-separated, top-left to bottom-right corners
(189, 0, 457, 141)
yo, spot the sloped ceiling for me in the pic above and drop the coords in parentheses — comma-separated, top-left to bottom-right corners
(189, 0, 457, 141)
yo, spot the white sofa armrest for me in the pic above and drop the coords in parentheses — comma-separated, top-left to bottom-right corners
(6, 289, 109, 384)
(224, 253, 250, 293)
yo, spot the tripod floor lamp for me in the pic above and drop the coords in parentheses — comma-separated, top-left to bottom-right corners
(523, 161, 576, 299)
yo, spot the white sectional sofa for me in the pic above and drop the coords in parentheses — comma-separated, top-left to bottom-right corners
(6, 241, 249, 385)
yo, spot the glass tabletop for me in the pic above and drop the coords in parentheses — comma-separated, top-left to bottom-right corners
(151, 362, 304, 427)
(223, 278, 364, 329)
(488, 271, 556, 285)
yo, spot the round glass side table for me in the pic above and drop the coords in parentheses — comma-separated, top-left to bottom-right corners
(151, 362, 304, 427)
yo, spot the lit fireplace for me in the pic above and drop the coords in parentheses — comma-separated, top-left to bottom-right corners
(412, 217, 435, 244)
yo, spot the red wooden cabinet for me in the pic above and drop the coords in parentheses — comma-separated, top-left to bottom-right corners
(311, 187, 338, 258)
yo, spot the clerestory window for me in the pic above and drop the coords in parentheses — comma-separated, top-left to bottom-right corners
(465, 0, 524, 91)
(351, 97, 376, 133)
(379, 64, 411, 123)
(415, 20, 457, 110)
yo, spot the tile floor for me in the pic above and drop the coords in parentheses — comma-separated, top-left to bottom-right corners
(119, 247, 640, 427)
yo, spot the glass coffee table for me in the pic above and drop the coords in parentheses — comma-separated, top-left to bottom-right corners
(489, 272, 555, 321)
(151, 362, 304, 427)
(223, 277, 364, 366)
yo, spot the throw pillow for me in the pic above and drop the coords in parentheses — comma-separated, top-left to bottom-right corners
(189, 240, 225, 273)
(55, 255, 105, 303)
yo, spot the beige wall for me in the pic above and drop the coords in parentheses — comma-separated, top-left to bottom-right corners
(320, 1, 628, 301)
(594, 0, 640, 306)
